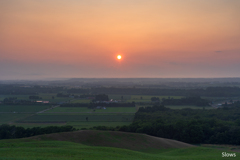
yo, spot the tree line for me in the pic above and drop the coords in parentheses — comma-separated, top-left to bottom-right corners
(0, 125, 76, 139)
(2, 84, 240, 97)
(113, 104, 240, 145)
(161, 96, 210, 106)
(60, 102, 135, 108)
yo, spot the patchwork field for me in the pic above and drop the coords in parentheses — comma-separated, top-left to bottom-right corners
(45, 107, 136, 113)
(70, 99, 92, 103)
(0, 94, 213, 129)
(17, 114, 134, 123)
(0, 103, 135, 129)
(126, 95, 184, 102)
(0, 105, 51, 112)
(165, 105, 214, 109)
(0, 113, 31, 124)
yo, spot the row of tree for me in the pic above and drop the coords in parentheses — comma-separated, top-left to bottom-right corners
(161, 96, 210, 106)
(93, 103, 240, 145)
(29, 96, 42, 99)
(60, 102, 135, 108)
(0, 125, 76, 139)
(2, 84, 240, 97)
(2, 97, 46, 105)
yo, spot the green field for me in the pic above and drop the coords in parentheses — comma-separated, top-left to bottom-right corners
(0, 142, 229, 160)
(136, 105, 213, 110)
(18, 114, 134, 123)
(109, 95, 131, 100)
(126, 95, 184, 102)
(131, 95, 184, 100)
(165, 105, 214, 109)
(0, 131, 232, 160)
(0, 95, 30, 100)
(45, 107, 136, 113)
(0, 94, 71, 103)
(0, 105, 51, 112)
(94, 107, 136, 113)
(0, 104, 136, 129)
(70, 99, 92, 103)
(46, 107, 92, 113)
(0, 113, 31, 124)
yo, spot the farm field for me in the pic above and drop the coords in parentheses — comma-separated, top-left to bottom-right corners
(45, 107, 136, 113)
(126, 95, 184, 102)
(0, 95, 29, 100)
(46, 107, 92, 113)
(70, 99, 91, 103)
(0, 94, 216, 130)
(109, 94, 131, 100)
(135, 105, 213, 110)
(94, 107, 136, 113)
(165, 105, 214, 109)
(0, 113, 31, 124)
(131, 95, 184, 100)
(0, 105, 51, 112)
(0, 93, 71, 103)
(17, 114, 134, 123)
(0, 103, 136, 129)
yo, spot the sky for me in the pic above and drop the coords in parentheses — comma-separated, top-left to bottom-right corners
(0, 0, 240, 80)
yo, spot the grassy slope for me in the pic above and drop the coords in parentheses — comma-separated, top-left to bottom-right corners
(28, 130, 193, 151)
(0, 139, 226, 160)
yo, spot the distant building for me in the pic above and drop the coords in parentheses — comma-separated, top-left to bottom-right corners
(37, 101, 49, 104)
(43, 101, 49, 104)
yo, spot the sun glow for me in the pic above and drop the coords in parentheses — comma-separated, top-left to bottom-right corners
(117, 55, 122, 60)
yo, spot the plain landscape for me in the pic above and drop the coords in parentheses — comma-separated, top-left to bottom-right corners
(0, 78, 240, 159)
(1, 0, 240, 159)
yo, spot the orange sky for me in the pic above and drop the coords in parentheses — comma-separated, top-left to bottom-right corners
(0, 0, 240, 79)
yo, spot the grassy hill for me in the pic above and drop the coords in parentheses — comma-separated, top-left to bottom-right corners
(0, 130, 237, 160)
(28, 130, 193, 151)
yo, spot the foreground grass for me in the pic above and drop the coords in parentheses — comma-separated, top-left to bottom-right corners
(0, 139, 230, 160)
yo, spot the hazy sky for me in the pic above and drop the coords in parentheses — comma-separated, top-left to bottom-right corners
(0, 0, 240, 80)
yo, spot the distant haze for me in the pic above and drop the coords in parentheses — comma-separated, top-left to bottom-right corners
(0, 0, 240, 80)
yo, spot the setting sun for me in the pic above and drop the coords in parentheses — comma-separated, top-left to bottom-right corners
(117, 55, 122, 60)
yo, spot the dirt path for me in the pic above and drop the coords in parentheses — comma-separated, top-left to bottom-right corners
(37, 105, 59, 114)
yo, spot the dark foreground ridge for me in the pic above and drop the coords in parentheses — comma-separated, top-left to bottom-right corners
(28, 130, 193, 151)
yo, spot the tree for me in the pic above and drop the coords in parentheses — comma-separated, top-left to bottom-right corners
(95, 94, 109, 101)
(151, 97, 160, 102)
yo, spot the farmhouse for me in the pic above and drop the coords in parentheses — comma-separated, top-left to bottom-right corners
(96, 106, 106, 109)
